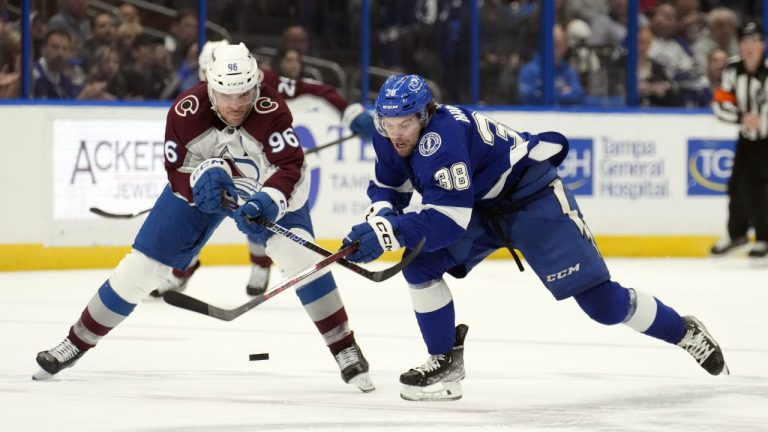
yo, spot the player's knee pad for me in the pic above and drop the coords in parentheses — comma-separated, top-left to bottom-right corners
(109, 249, 169, 303)
(573, 280, 630, 325)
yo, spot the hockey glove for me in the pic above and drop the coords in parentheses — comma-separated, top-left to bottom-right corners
(364, 201, 397, 221)
(342, 216, 403, 263)
(342, 103, 376, 141)
(234, 191, 280, 238)
(191, 158, 237, 215)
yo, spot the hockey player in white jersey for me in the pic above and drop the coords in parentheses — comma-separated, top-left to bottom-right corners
(151, 40, 376, 298)
(33, 42, 374, 392)
(342, 74, 729, 401)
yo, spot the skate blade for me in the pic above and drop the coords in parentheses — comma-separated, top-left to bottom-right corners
(32, 368, 54, 381)
(749, 256, 768, 268)
(400, 381, 462, 401)
(349, 372, 375, 393)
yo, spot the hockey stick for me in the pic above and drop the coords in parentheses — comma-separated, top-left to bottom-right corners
(89, 135, 358, 219)
(304, 133, 358, 156)
(89, 206, 150, 219)
(162, 241, 359, 321)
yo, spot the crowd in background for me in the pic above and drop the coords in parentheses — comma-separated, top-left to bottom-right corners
(0, 0, 763, 107)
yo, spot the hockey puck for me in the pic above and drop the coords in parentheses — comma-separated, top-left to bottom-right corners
(249, 353, 270, 361)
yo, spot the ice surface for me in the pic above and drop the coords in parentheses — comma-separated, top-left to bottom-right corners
(2, 257, 766, 431)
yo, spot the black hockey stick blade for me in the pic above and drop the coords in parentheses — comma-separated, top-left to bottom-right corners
(89, 206, 151, 219)
(163, 242, 358, 321)
(246, 215, 424, 282)
(303, 133, 358, 156)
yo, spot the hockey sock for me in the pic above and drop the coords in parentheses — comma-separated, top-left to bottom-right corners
(295, 272, 355, 355)
(69, 280, 136, 350)
(409, 279, 456, 355)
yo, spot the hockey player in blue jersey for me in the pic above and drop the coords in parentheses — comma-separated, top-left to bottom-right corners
(342, 74, 729, 401)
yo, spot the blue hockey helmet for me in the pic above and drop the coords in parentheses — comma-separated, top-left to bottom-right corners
(374, 74, 433, 136)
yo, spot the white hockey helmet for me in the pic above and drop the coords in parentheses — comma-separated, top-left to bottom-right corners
(198, 39, 229, 81)
(206, 42, 260, 95)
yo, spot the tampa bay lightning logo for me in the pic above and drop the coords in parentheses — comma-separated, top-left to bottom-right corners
(419, 132, 441, 157)
(408, 76, 423, 91)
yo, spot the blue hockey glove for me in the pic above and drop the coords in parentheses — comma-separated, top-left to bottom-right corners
(342, 103, 376, 141)
(364, 201, 396, 221)
(342, 216, 403, 263)
(190, 158, 237, 215)
(234, 191, 280, 237)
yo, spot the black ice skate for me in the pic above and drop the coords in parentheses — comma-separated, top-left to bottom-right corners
(334, 342, 375, 392)
(400, 324, 468, 401)
(245, 264, 271, 296)
(32, 338, 87, 380)
(748, 241, 768, 258)
(677, 316, 729, 376)
(710, 236, 748, 256)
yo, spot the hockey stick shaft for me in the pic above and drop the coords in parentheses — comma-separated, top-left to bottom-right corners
(162, 242, 358, 321)
(89, 135, 357, 219)
(303, 133, 358, 155)
(238, 211, 423, 282)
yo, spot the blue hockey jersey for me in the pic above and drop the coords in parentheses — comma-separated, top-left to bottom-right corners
(368, 104, 569, 252)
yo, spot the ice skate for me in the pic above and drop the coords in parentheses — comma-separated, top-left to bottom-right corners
(32, 338, 86, 380)
(334, 342, 375, 392)
(245, 264, 271, 296)
(400, 324, 468, 401)
(710, 236, 748, 256)
(677, 316, 729, 376)
(149, 260, 200, 298)
(748, 241, 768, 258)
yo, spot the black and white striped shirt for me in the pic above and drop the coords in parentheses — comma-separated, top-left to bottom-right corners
(713, 57, 768, 140)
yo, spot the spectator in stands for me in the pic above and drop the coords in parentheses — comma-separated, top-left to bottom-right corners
(32, 29, 80, 99)
(693, 7, 739, 76)
(118, 3, 141, 26)
(0, 27, 20, 98)
(47, 0, 91, 55)
(165, 9, 197, 69)
(82, 12, 118, 70)
(83, 44, 126, 100)
(705, 47, 728, 90)
(283, 25, 310, 55)
(638, 26, 680, 106)
(589, 0, 628, 47)
(518, 24, 585, 106)
(281, 25, 323, 81)
(173, 42, 199, 94)
(275, 47, 304, 80)
(648, 3, 709, 107)
(565, 0, 608, 26)
(30, 11, 47, 61)
(116, 21, 142, 65)
(122, 33, 171, 100)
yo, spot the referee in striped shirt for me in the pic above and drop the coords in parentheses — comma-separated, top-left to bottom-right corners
(711, 18, 768, 258)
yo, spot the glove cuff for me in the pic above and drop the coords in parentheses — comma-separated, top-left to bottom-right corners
(342, 103, 366, 130)
(364, 201, 394, 221)
(259, 187, 288, 221)
(367, 215, 402, 252)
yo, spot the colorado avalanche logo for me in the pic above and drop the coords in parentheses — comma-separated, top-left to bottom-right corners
(254, 96, 279, 114)
(419, 132, 442, 157)
(174, 95, 199, 117)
